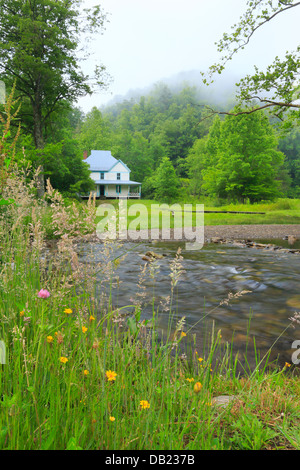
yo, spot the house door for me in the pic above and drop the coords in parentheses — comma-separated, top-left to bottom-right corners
(99, 185, 105, 196)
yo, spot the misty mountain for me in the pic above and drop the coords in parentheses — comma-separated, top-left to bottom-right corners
(100, 68, 242, 111)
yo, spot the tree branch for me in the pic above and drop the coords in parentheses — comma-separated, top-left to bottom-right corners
(224, 1, 300, 65)
(199, 97, 300, 122)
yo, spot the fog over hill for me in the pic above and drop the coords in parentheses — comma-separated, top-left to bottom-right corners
(99, 68, 242, 111)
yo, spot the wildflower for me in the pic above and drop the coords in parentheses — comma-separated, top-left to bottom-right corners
(109, 416, 115, 422)
(285, 362, 291, 368)
(198, 357, 203, 363)
(186, 378, 194, 382)
(140, 400, 150, 409)
(37, 289, 50, 299)
(64, 308, 72, 315)
(47, 336, 54, 344)
(106, 370, 117, 381)
(83, 369, 89, 376)
(180, 331, 187, 338)
(23, 316, 31, 324)
(60, 356, 68, 364)
(20, 310, 25, 317)
(193, 382, 202, 393)
(89, 315, 95, 322)
(82, 326, 88, 333)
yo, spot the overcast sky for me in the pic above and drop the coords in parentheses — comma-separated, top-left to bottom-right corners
(77, 0, 299, 113)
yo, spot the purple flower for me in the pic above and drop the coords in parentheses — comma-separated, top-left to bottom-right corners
(37, 289, 50, 299)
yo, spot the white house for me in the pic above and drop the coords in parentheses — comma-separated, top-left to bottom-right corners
(83, 150, 142, 199)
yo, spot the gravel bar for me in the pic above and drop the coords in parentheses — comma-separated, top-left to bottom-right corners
(204, 224, 300, 242)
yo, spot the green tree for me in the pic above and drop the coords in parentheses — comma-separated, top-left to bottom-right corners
(16, 133, 94, 196)
(278, 127, 300, 196)
(77, 107, 112, 155)
(112, 130, 153, 183)
(154, 156, 181, 203)
(0, 0, 108, 195)
(188, 111, 284, 202)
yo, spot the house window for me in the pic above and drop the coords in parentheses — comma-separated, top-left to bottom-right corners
(117, 173, 120, 180)
(100, 172, 104, 180)
(116, 185, 121, 194)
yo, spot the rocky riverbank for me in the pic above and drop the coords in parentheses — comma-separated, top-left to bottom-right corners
(66, 225, 300, 255)
(204, 225, 300, 254)
(204, 224, 300, 242)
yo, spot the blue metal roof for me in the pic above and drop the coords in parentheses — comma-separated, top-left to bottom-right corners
(85, 150, 118, 171)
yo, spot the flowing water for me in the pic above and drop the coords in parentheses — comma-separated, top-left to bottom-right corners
(79, 239, 300, 370)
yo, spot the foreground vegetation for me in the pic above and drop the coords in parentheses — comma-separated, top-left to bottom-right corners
(0, 169, 300, 451)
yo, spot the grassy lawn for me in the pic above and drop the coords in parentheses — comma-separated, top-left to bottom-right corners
(95, 198, 300, 229)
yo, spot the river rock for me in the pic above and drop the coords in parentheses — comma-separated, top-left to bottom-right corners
(288, 235, 298, 245)
(145, 251, 164, 259)
(211, 237, 225, 244)
(212, 395, 237, 408)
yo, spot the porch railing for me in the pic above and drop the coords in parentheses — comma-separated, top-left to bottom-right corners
(116, 193, 141, 199)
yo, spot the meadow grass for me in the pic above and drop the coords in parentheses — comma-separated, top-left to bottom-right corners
(0, 176, 300, 450)
(95, 198, 300, 229)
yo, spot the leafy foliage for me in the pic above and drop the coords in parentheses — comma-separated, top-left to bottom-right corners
(187, 110, 285, 202)
(153, 156, 181, 203)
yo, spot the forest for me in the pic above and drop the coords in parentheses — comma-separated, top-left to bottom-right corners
(12, 80, 300, 204)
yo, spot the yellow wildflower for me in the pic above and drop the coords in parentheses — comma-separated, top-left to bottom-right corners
(198, 357, 203, 363)
(64, 308, 72, 315)
(193, 382, 202, 393)
(83, 369, 89, 376)
(20, 310, 25, 317)
(285, 362, 291, 368)
(186, 378, 194, 382)
(89, 315, 95, 322)
(47, 335, 54, 344)
(82, 326, 88, 333)
(180, 331, 187, 338)
(140, 400, 150, 409)
(106, 370, 117, 381)
(60, 356, 68, 364)
(109, 416, 116, 422)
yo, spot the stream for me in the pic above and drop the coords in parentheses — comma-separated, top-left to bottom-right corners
(79, 239, 300, 370)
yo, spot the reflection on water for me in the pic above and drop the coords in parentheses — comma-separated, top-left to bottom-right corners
(79, 240, 300, 370)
